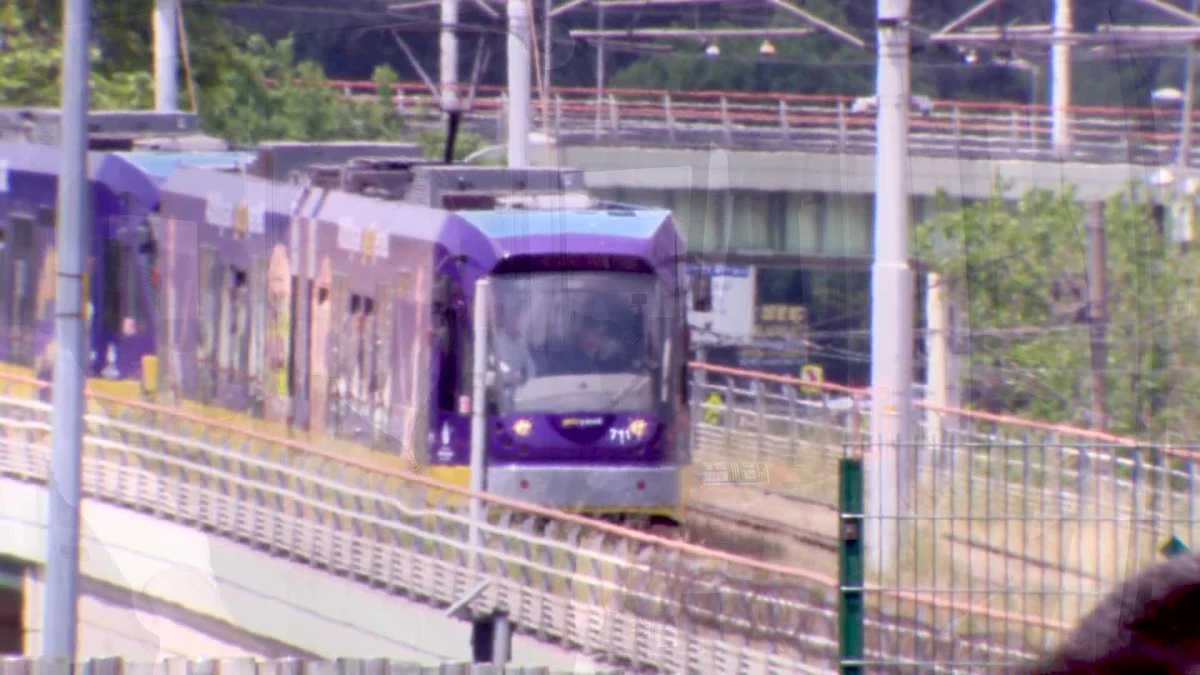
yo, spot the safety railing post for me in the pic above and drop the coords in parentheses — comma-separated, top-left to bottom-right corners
(663, 94, 676, 144)
(724, 376, 735, 449)
(779, 99, 791, 142)
(754, 377, 765, 458)
(839, 453, 865, 675)
(553, 94, 563, 136)
(720, 96, 732, 144)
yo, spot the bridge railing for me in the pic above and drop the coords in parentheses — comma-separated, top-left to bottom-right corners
(0, 656, 602, 675)
(314, 79, 1192, 162)
(0, 371, 1068, 673)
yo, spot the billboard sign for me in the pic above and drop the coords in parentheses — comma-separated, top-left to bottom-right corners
(686, 263, 755, 344)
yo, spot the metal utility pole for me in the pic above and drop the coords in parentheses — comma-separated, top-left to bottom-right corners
(866, 0, 914, 573)
(468, 278, 490, 578)
(543, 0, 553, 111)
(1051, 0, 1072, 157)
(507, 0, 531, 167)
(1176, 0, 1200, 177)
(441, 0, 459, 112)
(42, 0, 92, 659)
(153, 0, 178, 112)
(1085, 201, 1108, 432)
(594, 2, 604, 138)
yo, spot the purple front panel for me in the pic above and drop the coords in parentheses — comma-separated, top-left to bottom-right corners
(493, 412, 668, 465)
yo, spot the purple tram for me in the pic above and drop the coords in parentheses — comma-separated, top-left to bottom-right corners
(153, 155, 692, 523)
(0, 138, 249, 396)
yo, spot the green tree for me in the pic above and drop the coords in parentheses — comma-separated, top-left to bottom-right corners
(198, 35, 405, 144)
(914, 184, 1200, 439)
(414, 127, 492, 162)
(0, 2, 153, 109)
(1, 0, 409, 145)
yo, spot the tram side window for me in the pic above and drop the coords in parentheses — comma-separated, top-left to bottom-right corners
(216, 265, 248, 376)
(121, 242, 141, 335)
(691, 272, 713, 313)
(196, 246, 219, 363)
(101, 239, 123, 335)
(347, 294, 362, 399)
(285, 275, 298, 398)
(679, 321, 691, 405)
(131, 222, 159, 336)
(360, 296, 376, 401)
(12, 216, 35, 336)
(438, 303, 461, 413)
(247, 257, 266, 381)
(373, 285, 393, 410)
(325, 273, 348, 410)
(0, 226, 9, 342)
(228, 267, 249, 378)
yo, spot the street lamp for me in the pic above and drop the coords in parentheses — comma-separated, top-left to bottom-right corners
(705, 42, 720, 58)
(759, 39, 776, 56)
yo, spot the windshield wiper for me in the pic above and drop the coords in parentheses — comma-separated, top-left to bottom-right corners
(605, 357, 657, 411)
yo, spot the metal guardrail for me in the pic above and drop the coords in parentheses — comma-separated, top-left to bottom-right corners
(318, 79, 1196, 165)
(0, 371, 1059, 674)
(690, 361, 1193, 523)
(0, 656, 589, 675)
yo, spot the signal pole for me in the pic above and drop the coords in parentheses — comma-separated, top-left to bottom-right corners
(866, 0, 914, 573)
(441, 0, 459, 112)
(153, 0, 178, 111)
(507, 0, 531, 167)
(1051, 0, 1072, 157)
(42, 0, 92, 658)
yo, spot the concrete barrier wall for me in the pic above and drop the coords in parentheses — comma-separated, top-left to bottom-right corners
(0, 478, 601, 672)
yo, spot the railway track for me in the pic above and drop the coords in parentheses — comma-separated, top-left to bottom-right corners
(685, 501, 838, 554)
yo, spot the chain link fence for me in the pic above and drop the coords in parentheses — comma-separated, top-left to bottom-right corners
(837, 441, 1196, 673)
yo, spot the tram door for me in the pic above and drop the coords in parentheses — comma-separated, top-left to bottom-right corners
(101, 202, 160, 384)
(195, 206, 272, 418)
(0, 209, 52, 369)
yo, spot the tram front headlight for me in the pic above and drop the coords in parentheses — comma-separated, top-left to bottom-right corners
(628, 418, 648, 439)
(512, 418, 533, 437)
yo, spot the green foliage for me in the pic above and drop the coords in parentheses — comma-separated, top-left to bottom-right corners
(414, 127, 492, 163)
(1, 1, 409, 145)
(0, 3, 153, 109)
(915, 184, 1200, 438)
(198, 36, 406, 144)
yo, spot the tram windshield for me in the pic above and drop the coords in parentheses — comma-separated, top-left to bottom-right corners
(487, 270, 667, 415)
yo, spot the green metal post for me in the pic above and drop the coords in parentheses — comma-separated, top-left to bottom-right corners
(839, 456, 865, 675)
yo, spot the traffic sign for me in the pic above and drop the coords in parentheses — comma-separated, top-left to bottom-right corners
(800, 364, 824, 395)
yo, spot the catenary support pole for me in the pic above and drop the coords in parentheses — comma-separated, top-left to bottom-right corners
(468, 278, 491, 578)
(1050, 0, 1071, 157)
(924, 272, 947, 448)
(866, 0, 914, 574)
(1085, 200, 1108, 431)
(42, 0, 92, 658)
(594, 3, 605, 137)
(1177, 0, 1199, 180)
(153, 0, 178, 112)
(441, 0, 459, 112)
(507, 0, 531, 167)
